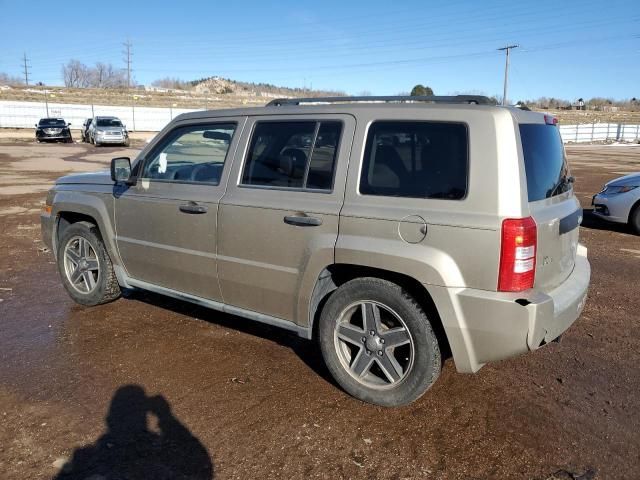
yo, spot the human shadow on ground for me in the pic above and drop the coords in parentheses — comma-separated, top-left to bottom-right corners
(53, 384, 213, 479)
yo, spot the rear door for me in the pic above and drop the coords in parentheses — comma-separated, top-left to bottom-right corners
(519, 122, 581, 290)
(114, 118, 245, 300)
(217, 114, 354, 323)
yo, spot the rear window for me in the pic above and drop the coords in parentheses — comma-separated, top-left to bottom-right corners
(519, 124, 569, 202)
(241, 121, 342, 191)
(97, 118, 123, 127)
(359, 121, 468, 199)
(39, 118, 66, 126)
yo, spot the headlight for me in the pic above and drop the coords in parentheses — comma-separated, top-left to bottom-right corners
(603, 185, 638, 195)
(96, 129, 105, 134)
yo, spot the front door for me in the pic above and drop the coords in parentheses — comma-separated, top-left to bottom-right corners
(114, 118, 245, 300)
(217, 115, 355, 323)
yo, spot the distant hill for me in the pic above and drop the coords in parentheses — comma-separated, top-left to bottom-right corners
(189, 76, 345, 99)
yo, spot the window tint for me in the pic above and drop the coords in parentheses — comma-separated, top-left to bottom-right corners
(519, 124, 569, 202)
(141, 123, 236, 185)
(96, 118, 123, 127)
(242, 121, 342, 190)
(360, 121, 468, 199)
(39, 118, 66, 126)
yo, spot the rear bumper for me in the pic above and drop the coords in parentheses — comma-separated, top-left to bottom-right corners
(430, 244, 590, 373)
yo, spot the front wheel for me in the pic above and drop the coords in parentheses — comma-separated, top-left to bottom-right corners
(318, 278, 441, 407)
(630, 205, 640, 235)
(56, 222, 121, 306)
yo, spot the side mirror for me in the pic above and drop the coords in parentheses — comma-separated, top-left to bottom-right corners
(68, 123, 72, 126)
(111, 157, 132, 183)
(35, 124, 38, 128)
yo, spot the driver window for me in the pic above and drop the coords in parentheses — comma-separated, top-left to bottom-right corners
(142, 123, 236, 185)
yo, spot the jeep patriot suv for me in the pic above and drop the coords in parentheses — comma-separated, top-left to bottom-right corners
(41, 95, 590, 406)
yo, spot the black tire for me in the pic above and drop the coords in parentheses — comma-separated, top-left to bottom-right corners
(318, 277, 441, 407)
(56, 222, 121, 306)
(630, 204, 640, 235)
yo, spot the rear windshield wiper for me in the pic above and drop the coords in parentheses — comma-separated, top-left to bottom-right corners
(549, 175, 575, 198)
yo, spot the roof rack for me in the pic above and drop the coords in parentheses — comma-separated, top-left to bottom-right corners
(266, 95, 493, 107)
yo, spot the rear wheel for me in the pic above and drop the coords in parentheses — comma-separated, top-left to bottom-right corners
(630, 204, 640, 235)
(56, 222, 121, 306)
(318, 277, 441, 407)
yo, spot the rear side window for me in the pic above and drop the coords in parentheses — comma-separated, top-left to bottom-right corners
(241, 121, 342, 191)
(359, 121, 468, 199)
(519, 124, 569, 201)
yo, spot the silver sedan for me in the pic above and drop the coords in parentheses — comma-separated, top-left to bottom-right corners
(592, 172, 640, 234)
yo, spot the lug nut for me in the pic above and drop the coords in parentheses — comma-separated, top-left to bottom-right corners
(377, 350, 383, 356)
(380, 338, 385, 344)
(369, 330, 375, 336)
(365, 350, 371, 356)
(361, 336, 367, 343)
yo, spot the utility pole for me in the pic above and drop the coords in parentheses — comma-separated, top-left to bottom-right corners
(123, 40, 133, 89)
(497, 44, 518, 106)
(22, 52, 31, 86)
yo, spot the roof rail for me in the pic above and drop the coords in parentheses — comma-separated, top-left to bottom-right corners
(266, 95, 494, 107)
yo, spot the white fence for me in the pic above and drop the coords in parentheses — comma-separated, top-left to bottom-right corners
(559, 123, 640, 143)
(2, 100, 640, 142)
(0, 100, 198, 132)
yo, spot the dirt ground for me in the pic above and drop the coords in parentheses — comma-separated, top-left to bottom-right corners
(0, 141, 639, 480)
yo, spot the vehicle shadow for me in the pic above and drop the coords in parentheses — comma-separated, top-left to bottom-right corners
(581, 208, 634, 235)
(126, 290, 338, 388)
(53, 384, 214, 479)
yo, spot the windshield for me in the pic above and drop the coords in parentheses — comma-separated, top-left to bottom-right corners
(39, 118, 66, 127)
(96, 118, 123, 127)
(519, 124, 569, 202)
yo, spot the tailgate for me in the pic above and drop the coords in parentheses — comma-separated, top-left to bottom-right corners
(529, 194, 582, 291)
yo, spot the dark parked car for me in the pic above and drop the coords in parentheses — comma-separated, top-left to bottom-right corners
(35, 118, 72, 143)
(81, 118, 93, 143)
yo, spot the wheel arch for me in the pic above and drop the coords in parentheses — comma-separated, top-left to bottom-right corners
(308, 264, 452, 360)
(628, 197, 640, 224)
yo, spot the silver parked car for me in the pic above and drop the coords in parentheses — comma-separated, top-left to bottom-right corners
(41, 95, 590, 406)
(89, 116, 130, 147)
(592, 172, 640, 234)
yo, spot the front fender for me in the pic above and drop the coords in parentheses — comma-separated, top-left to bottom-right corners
(50, 189, 122, 269)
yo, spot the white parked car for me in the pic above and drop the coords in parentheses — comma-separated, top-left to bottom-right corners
(592, 173, 640, 234)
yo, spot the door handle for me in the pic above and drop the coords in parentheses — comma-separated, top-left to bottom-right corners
(283, 214, 323, 227)
(179, 202, 208, 214)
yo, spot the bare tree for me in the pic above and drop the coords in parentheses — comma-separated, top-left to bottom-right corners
(0, 72, 24, 85)
(62, 60, 90, 88)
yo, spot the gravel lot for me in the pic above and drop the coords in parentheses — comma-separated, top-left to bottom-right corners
(0, 141, 639, 479)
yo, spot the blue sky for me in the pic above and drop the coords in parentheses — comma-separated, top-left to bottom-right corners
(1, 0, 638, 100)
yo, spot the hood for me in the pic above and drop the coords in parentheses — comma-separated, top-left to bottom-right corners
(56, 170, 113, 185)
(607, 172, 640, 187)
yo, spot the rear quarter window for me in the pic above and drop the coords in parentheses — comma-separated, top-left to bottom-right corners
(519, 124, 569, 202)
(359, 121, 468, 199)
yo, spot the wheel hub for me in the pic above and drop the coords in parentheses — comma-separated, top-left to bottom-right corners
(365, 334, 383, 354)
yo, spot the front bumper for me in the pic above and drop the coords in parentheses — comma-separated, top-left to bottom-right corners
(96, 133, 128, 144)
(41, 211, 54, 253)
(591, 193, 630, 224)
(431, 244, 590, 373)
(36, 132, 72, 141)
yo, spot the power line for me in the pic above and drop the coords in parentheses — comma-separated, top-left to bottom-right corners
(497, 44, 518, 105)
(21, 52, 31, 86)
(122, 40, 133, 89)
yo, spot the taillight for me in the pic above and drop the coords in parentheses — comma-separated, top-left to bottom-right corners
(498, 217, 537, 292)
(544, 115, 558, 125)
